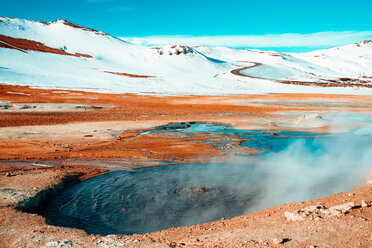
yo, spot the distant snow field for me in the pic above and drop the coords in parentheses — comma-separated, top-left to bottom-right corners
(0, 17, 372, 95)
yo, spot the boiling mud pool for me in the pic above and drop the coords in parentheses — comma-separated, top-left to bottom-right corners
(41, 164, 265, 235)
(39, 121, 372, 235)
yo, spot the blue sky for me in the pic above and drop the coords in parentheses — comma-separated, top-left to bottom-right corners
(2, 0, 372, 51)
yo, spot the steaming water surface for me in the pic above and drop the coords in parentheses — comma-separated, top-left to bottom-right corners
(41, 164, 267, 235)
(39, 121, 372, 235)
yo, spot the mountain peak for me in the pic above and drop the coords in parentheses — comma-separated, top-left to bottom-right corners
(52, 19, 107, 36)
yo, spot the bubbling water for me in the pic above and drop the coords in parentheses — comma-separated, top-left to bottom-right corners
(39, 163, 266, 235)
(38, 119, 372, 235)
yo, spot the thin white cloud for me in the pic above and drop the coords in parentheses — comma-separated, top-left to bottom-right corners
(121, 31, 372, 49)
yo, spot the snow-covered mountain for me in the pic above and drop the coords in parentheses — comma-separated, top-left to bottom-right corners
(1, 17, 371, 95)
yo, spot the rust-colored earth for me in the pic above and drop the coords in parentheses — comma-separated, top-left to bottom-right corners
(0, 34, 92, 58)
(104, 71, 156, 78)
(0, 83, 371, 247)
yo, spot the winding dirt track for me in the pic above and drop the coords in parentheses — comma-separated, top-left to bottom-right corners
(230, 61, 263, 79)
(231, 61, 372, 88)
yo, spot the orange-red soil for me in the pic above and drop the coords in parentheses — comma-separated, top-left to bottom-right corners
(2, 84, 371, 127)
(1, 83, 371, 247)
(0, 34, 92, 58)
(59, 20, 110, 36)
(1, 84, 371, 164)
(0, 166, 370, 248)
(104, 71, 156, 78)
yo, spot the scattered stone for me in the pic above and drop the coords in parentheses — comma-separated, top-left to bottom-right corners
(98, 236, 127, 247)
(366, 180, 372, 187)
(273, 238, 284, 245)
(284, 211, 305, 221)
(329, 202, 354, 213)
(361, 200, 368, 207)
(41, 240, 73, 248)
(303, 205, 325, 212)
(285, 202, 355, 221)
(348, 193, 354, 196)
(321, 208, 342, 218)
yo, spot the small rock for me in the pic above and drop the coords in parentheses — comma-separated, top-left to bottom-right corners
(329, 202, 354, 213)
(321, 208, 342, 217)
(309, 246, 316, 248)
(361, 200, 368, 207)
(41, 240, 73, 248)
(366, 180, 372, 187)
(348, 193, 354, 196)
(284, 211, 305, 221)
(5, 172, 11, 177)
(273, 238, 284, 245)
(303, 205, 325, 213)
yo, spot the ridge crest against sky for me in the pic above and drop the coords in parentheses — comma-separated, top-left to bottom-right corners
(2, 0, 372, 51)
(122, 31, 372, 52)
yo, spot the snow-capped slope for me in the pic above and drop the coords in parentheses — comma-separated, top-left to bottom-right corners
(0, 17, 371, 95)
(197, 43, 372, 83)
(297, 41, 372, 79)
(0, 17, 135, 57)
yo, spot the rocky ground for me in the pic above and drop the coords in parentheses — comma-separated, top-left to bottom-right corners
(0, 166, 371, 248)
(0, 84, 371, 247)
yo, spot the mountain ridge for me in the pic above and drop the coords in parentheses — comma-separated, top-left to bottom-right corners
(1, 17, 372, 95)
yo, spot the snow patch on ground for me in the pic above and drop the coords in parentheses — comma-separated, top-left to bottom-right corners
(1, 17, 372, 95)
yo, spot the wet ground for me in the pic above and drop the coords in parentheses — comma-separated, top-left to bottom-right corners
(36, 121, 372, 235)
(1, 85, 372, 247)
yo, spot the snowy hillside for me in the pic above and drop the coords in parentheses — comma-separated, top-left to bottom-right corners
(0, 17, 372, 95)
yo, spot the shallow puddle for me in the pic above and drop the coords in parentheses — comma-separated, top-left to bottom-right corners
(156, 122, 329, 155)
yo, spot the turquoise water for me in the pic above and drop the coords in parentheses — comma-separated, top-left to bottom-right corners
(37, 120, 372, 235)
